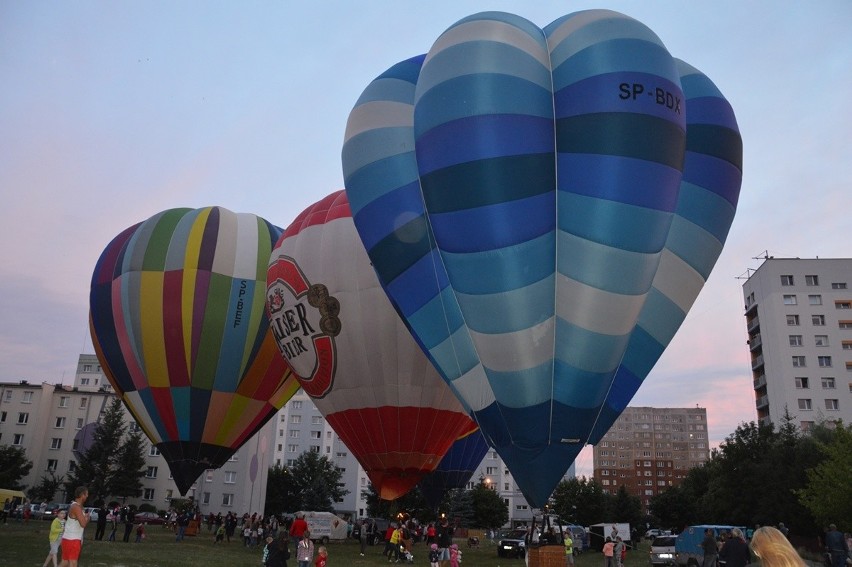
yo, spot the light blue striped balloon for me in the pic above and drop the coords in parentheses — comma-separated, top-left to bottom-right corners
(343, 10, 740, 507)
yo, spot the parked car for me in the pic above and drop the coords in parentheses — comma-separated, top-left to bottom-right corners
(498, 529, 527, 558)
(83, 507, 99, 522)
(675, 525, 744, 567)
(649, 535, 677, 566)
(42, 503, 68, 521)
(134, 511, 166, 525)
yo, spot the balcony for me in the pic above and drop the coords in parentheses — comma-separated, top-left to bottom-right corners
(747, 316, 760, 332)
(756, 395, 769, 410)
(749, 334, 762, 351)
(751, 354, 764, 371)
(753, 374, 766, 390)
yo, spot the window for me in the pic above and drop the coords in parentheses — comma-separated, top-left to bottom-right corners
(813, 315, 826, 326)
(146, 466, 158, 478)
(806, 275, 819, 286)
(310, 445, 320, 453)
(797, 399, 812, 410)
(789, 335, 803, 346)
(54, 417, 66, 428)
(79, 398, 88, 409)
(288, 444, 298, 453)
(143, 488, 155, 501)
(800, 421, 814, 432)
(22, 391, 33, 403)
(818, 356, 832, 368)
(224, 471, 236, 484)
(840, 321, 852, 329)
(149, 446, 161, 456)
(205, 470, 214, 482)
(201, 492, 210, 505)
(809, 295, 822, 305)
(4, 391, 12, 401)
(0, 412, 5, 423)
(289, 430, 299, 438)
(792, 356, 806, 367)
(832, 282, 847, 289)
(825, 399, 839, 411)
(222, 494, 234, 507)
(836, 301, 852, 310)
(795, 377, 809, 389)
(843, 341, 852, 350)
(310, 431, 321, 439)
(13, 434, 23, 445)
(80, 378, 90, 386)
(787, 315, 800, 326)
(76, 418, 84, 429)
(69, 461, 76, 472)
(781, 275, 794, 286)
(311, 416, 323, 424)
(290, 415, 301, 424)
(815, 335, 829, 347)
(486, 467, 497, 475)
(291, 400, 302, 409)
(59, 396, 69, 408)
(821, 377, 836, 389)
(783, 295, 797, 305)
(47, 459, 58, 472)
(17, 412, 29, 424)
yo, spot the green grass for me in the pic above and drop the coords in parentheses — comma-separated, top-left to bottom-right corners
(0, 520, 654, 567)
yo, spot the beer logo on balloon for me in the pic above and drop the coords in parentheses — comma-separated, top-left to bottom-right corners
(267, 256, 339, 398)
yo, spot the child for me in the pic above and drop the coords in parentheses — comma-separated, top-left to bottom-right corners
(215, 523, 225, 544)
(429, 543, 440, 567)
(315, 545, 328, 567)
(42, 508, 66, 567)
(450, 543, 461, 567)
(244, 524, 252, 547)
(297, 531, 315, 567)
(135, 521, 146, 543)
(400, 543, 414, 564)
(263, 535, 275, 564)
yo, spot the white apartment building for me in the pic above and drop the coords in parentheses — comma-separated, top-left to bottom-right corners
(591, 406, 710, 512)
(742, 257, 852, 429)
(0, 354, 274, 515)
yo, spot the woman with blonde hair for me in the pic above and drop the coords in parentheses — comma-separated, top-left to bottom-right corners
(749, 526, 806, 567)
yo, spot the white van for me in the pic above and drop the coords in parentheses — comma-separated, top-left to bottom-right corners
(297, 511, 349, 544)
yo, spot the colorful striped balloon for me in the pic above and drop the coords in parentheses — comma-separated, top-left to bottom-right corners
(266, 191, 473, 501)
(89, 206, 300, 494)
(342, 10, 741, 507)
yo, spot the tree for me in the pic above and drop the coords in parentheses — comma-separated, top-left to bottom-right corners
(445, 488, 474, 528)
(796, 423, 852, 525)
(551, 477, 609, 527)
(111, 426, 147, 501)
(30, 472, 64, 503)
(470, 481, 508, 529)
(268, 451, 348, 513)
(64, 398, 146, 504)
(0, 445, 33, 491)
(265, 464, 301, 516)
(611, 485, 642, 529)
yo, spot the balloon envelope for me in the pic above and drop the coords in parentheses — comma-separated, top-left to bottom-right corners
(266, 191, 472, 500)
(342, 10, 741, 507)
(89, 206, 300, 494)
(417, 420, 490, 509)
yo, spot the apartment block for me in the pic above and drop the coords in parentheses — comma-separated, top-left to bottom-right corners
(743, 257, 852, 429)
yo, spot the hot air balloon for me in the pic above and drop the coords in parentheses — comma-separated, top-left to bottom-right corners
(342, 10, 742, 507)
(417, 421, 490, 509)
(265, 191, 473, 500)
(89, 206, 300, 494)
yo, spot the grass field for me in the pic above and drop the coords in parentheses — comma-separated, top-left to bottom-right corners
(0, 520, 653, 567)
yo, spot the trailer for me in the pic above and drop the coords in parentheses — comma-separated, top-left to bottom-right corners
(297, 511, 349, 544)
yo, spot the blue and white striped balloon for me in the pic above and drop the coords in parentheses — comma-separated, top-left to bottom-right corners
(342, 10, 742, 507)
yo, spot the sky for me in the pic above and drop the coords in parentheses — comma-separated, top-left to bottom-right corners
(1, 2, 850, 479)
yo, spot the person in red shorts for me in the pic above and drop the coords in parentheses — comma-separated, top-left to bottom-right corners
(60, 486, 90, 567)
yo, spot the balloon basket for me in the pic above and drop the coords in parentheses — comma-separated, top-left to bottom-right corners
(527, 545, 566, 567)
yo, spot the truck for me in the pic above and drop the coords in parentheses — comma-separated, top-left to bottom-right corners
(588, 523, 632, 551)
(0, 488, 26, 519)
(674, 525, 745, 567)
(297, 511, 349, 544)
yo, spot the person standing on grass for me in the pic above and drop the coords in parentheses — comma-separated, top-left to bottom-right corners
(43, 508, 66, 567)
(297, 531, 315, 567)
(60, 486, 90, 567)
